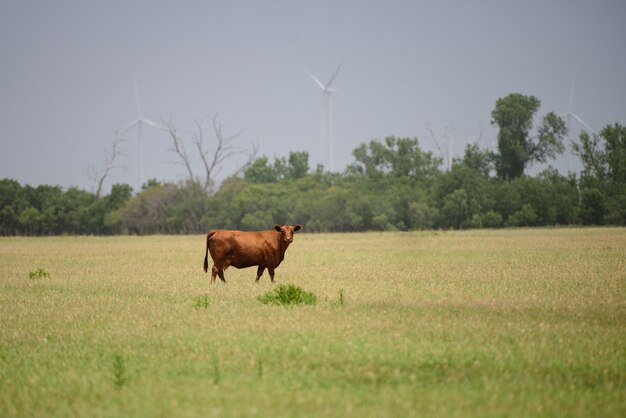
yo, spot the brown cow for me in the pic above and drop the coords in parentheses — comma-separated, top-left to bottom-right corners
(203, 224, 302, 283)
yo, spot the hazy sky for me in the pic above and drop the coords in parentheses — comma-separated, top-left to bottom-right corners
(1, 0, 625, 194)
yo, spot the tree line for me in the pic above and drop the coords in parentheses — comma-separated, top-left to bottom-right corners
(1, 93, 624, 235)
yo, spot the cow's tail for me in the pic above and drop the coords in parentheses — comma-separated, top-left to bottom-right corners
(203, 231, 217, 273)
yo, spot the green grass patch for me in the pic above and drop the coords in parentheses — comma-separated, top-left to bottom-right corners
(192, 294, 210, 309)
(258, 283, 317, 306)
(334, 288, 346, 307)
(28, 268, 50, 279)
(111, 353, 127, 388)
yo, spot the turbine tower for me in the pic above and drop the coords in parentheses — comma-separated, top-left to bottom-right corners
(121, 73, 166, 189)
(306, 60, 343, 172)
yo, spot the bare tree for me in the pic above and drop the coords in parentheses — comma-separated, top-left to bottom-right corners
(426, 122, 454, 171)
(163, 114, 258, 192)
(427, 123, 491, 171)
(88, 130, 127, 198)
(163, 118, 197, 184)
(473, 123, 487, 148)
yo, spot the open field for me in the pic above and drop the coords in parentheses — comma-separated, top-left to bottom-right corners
(1, 228, 624, 417)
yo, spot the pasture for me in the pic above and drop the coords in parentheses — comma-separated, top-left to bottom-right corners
(0, 228, 624, 417)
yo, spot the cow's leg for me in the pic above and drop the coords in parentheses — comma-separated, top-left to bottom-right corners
(268, 267, 276, 283)
(217, 268, 226, 283)
(211, 265, 219, 283)
(255, 266, 265, 282)
(211, 264, 226, 283)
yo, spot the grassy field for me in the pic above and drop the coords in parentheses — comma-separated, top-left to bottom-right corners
(0, 228, 624, 417)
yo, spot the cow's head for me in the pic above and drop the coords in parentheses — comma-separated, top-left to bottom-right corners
(274, 224, 302, 244)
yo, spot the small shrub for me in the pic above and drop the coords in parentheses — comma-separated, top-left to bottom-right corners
(258, 284, 317, 306)
(212, 356, 220, 385)
(193, 294, 210, 309)
(580, 188, 606, 225)
(112, 353, 127, 388)
(29, 268, 50, 279)
(333, 289, 346, 307)
(461, 213, 483, 229)
(257, 358, 263, 379)
(508, 204, 538, 227)
(481, 211, 503, 228)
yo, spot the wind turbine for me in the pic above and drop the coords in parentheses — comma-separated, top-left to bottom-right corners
(121, 73, 166, 189)
(560, 70, 595, 171)
(306, 60, 343, 172)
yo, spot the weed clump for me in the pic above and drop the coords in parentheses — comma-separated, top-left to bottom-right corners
(212, 356, 220, 384)
(334, 289, 346, 307)
(112, 353, 127, 388)
(193, 294, 210, 309)
(29, 268, 50, 279)
(258, 284, 317, 306)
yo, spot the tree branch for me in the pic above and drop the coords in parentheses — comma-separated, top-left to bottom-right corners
(163, 118, 196, 184)
(88, 130, 127, 199)
(163, 114, 258, 192)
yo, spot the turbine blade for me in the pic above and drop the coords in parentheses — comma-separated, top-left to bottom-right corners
(133, 71, 143, 118)
(325, 60, 344, 90)
(142, 118, 167, 130)
(570, 113, 594, 134)
(122, 119, 140, 133)
(306, 70, 326, 90)
(567, 69, 576, 112)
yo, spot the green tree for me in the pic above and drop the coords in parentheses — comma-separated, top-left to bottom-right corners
(440, 189, 480, 229)
(537, 168, 579, 225)
(63, 187, 97, 234)
(0, 179, 26, 235)
(491, 93, 566, 179)
(481, 211, 503, 228)
(489, 181, 521, 224)
(573, 123, 626, 184)
(572, 123, 626, 226)
(603, 123, 626, 184)
(88, 183, 132, 234)
(19, 207, 42, 235)
(244, 152, 310, 183)
(287, 151, 309, 179)
(233, 184, 284, 230)
(508, 203, 539, 227)
(454, 142, 494, 178)
(510, 177, 551, 225)
(244, 157, 278, 183)
(25, 185, 67, 235)
(408, 201, 438, 229)
(603, 184, 626, 225)
(579, 188, 606, 225)
(207, 177, 248, 229)
(162, 181, 210, 234)
(433, 164, 491, 226)
(116, 182, 180, 234)
(349, 136, 441, 180)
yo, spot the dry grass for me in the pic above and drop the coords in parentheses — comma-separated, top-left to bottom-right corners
(0, 228, 624, 417)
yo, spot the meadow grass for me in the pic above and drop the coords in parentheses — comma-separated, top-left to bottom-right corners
(0, 228, 624, 417)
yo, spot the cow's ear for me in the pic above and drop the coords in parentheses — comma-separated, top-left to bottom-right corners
(294, 224, 302, 232)
(274, 224, 282, 232)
